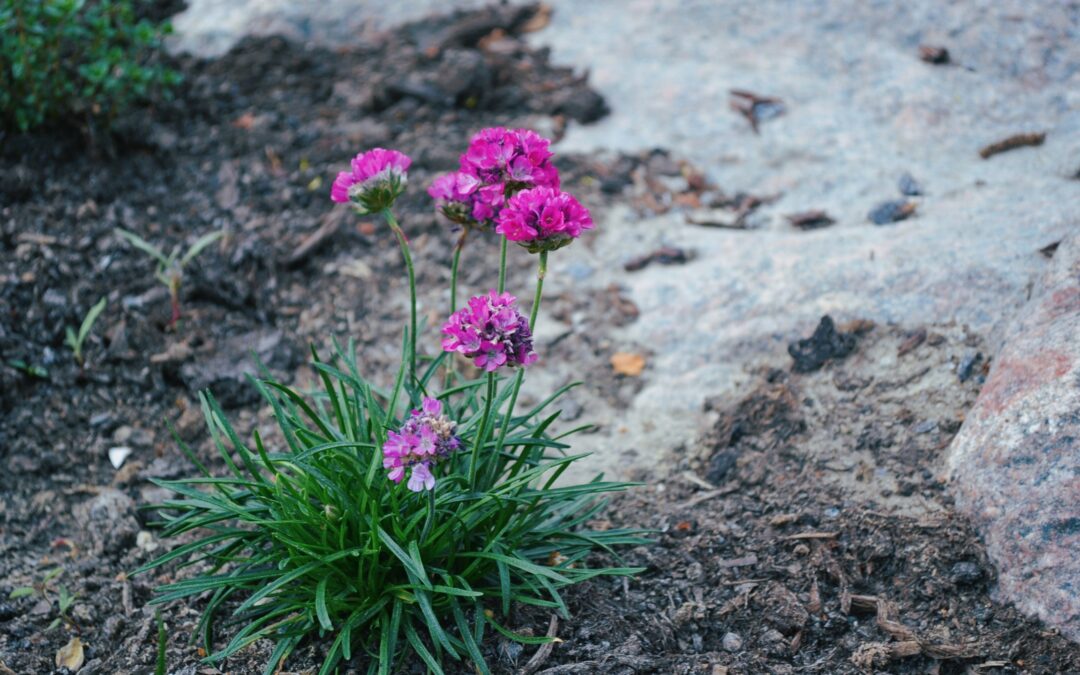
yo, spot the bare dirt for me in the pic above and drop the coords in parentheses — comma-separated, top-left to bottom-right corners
(1, 4, 1078, 674)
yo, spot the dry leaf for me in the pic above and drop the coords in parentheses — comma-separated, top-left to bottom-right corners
(55, 637, 85, 671)
(520, 4, 552, 32)
(611, 352, 646, 376)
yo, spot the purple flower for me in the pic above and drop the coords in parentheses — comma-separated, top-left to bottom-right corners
(331, 148, 411, 213)
(427, 171, 483, 228)
(381, 396, 461, 492)
(429, 128, 561, 229)
(442, 291, 538, 372)
(495, 186, 594, 253)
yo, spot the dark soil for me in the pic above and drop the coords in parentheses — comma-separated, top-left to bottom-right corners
(1, 3, 1078, 674)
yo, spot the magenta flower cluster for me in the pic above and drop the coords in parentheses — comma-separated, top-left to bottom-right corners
(332, 148, 412, 213)
(496, 186, 594, 253)
(441, 291, 538, 372)
(382, 397, 462, 492)
(427, 127, 560, 228)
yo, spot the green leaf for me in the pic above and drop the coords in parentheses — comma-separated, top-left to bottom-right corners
(78, 296, 107, 345)
(8, 587, 34, 599)
(314, 578, 332, 631)
(114, 227, 168, 265)
(180, 230, 225, 267)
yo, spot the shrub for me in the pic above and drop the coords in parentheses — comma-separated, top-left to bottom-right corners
(137, 133, 647, 674)
(0, 0, 180, 133)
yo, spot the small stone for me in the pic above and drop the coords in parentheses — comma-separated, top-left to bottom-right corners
(136, 530, 159, 553)
(898, 172, 924, 196)
(722, 632, 743, 652)
(913, 420, 937, 434)
(867, 200, 916, 225)
(108, 447, 133, 469)
(957, 350, 982, 382)
(950, 561, 983, 585)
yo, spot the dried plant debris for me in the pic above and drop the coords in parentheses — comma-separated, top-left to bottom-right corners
(623, 246, 692, 271)
(785, 210, 835, 230)
(788, 315, 858, 373)
(729, 89, 786, 133)
(1039, 241, 1061, 259)
(918, 45, 950, 64)
(868, 199, 917, 225)
(979, 132, 1046, 159)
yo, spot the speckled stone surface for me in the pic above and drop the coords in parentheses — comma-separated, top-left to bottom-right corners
(948, 234, 1080, 642)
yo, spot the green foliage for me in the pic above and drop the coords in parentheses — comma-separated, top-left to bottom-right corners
(0, 0, 180, 133)
(137, 341, 648, 674)
(65, 296, 107, 365)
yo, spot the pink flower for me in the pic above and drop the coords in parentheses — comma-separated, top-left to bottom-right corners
(331, 148, 411, 213)
(495, 186, 593, 253)
(428, 128, 561, 229)
(442, 291, 538, 372)
(427, 171, 482, 227)
(381, 396, 461, 492)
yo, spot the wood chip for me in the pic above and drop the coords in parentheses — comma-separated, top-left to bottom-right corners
(782, 531, 838, 540)
(716, 554, 758, 569)
(611, 352, 646, 376)
(979, 132, 1046, 159)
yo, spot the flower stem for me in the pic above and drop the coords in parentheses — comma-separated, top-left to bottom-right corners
(529, 251, 548, 330)
(489, 251, 548, 485)
(497, 237, 508, 293)
(383, 208, 417, 387)
(469, 372, 496, 489)
(445, 235, 465, 390)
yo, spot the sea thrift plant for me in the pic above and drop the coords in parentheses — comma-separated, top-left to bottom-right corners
(496, 186, 594, 253)
(140, 130, 643, 675)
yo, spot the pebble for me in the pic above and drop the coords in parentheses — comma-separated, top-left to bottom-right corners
(898, 172, 924, 196)
(722, 632, 743, 652)
(957, 350, 982, 382)
(867, 200, 916, 225)
(950, 561, 984, 585)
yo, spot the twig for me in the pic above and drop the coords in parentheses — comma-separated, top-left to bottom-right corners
(979, 132, 1046, 159)
(519, 615, 560, 675)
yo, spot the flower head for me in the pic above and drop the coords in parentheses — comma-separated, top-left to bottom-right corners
(331, 148, 411, 213)
(429, 128, 560, 227)
(427, 171, 483, 228)
(495, 186, 594, 253)
(442, 291, 538, 372)
(382, 396, 461, 492)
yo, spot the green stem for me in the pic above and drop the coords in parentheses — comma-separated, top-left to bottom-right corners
(529, 251, 548, 331)
(383, 209, 417, 387)
(490, 251, 548, 485)
(445, 236, 464, 391)
(497, 237, 508, 293)
(469, 372, 496, 489)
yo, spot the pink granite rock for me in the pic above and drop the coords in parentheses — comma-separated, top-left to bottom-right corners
(948, 234, 1080, 642)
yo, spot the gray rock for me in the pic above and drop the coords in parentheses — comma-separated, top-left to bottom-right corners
(179, 329, 298, 407)
(722, 631, 743, 652)
(948, 234, 1080, 641)
(950, 561, 983, 586)
(73, 489, 139, 556)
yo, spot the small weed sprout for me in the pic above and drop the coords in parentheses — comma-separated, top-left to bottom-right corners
(65, 296, 107, 366)
(139, 133, 643, 674)
(9, 567, 77, 631)
(114, 228, 224, 327)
